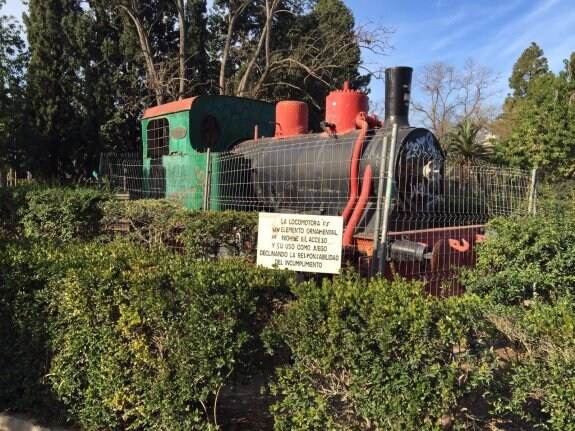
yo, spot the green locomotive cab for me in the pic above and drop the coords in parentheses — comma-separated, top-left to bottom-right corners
(141, 96, 275, 209)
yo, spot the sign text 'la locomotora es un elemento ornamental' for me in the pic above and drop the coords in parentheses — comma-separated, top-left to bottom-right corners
(257, 213, 343, 274)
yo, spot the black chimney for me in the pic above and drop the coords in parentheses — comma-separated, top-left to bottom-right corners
(384, 66, 412, 127)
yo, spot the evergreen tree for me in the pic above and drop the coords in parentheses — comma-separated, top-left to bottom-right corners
(208, 0, 372, 114)
(244, 0, 370, 129)
(24, 0, 84, 177)
(496, 53, 575, 181)
(186, 0, 210, 95)
(0, 0, 28, 173)
(298, 0, 370, 129)
(74, 3, 144, 168)
(311, 0, 368, 91)
(491, 43, 550, 143)
(509, 42, 549, 98)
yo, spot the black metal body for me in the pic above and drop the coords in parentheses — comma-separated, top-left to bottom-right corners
(227, 124, 443, 236)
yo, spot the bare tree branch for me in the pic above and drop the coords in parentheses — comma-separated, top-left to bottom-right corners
(237, 0, 282, 96)
(219, 0, 252, 95)
(119, 2, 164, 105)
(412, 60, 499, 140)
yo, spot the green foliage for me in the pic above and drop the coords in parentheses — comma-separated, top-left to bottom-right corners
(460, 188, 575, 428)
(495, 45, 575, 181)
(24, 0, 85, 177)
(13, 0, 375, 177)
(21, 186, 113, 242)
(509, 42, 549, 98)
(45, 239, 293, 430)
(100, 198, 187, 247)
(0, 239, 61, 416)
(209, 0, 371, 127)
(0, 1, 28, 170)
(185, 0, 210, 94)
(487, 300, 575, 430)
(265, 273, 497, 430)
(177, 210, 258, 258)
(443, 119, 494, 164)
(7, 184, 575, 430)
(0, 183, 37, 237)
(284, 0, 370, 129)
(504, 73, 575, 181)
(1, 193, 288, 427)
(69, 2, 144, 160)
(462, 191, 575, 305)
(100, 199, 258, 258)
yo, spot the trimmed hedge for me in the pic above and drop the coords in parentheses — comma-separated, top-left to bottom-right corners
(3, 185, 575, 430)
(265, 273, 498, 430)
(44, 239, 293, 430)
(463, 192, 575, 305)
(21, 187, 113, 242)
(0, 184, 37, 238)
(0, 238, 61, 417)
(461, 190, 575, 429)
(100, 199, 258, 258)
(486, 300, 575, 430)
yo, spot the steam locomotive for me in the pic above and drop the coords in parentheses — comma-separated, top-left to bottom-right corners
(139, 67, 484, 292)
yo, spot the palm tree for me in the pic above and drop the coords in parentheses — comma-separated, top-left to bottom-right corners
(443, 119, 494, 165)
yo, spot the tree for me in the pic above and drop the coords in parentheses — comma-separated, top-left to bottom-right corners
(211, 0, 390, 130)
(75, 2, 145, 161)
(111, 0, 181, 105)
(0, 0, 28, 172)
(496, 52, 575, 181)
(24, 0, 85, 177)
(288, 0, 371, 100)
(185, 0, 210, 94)
(17, 0, 388, 177)
(443, 119, 493, 165)
(491, 43, 550, 143)
(411, 59, 498, 141)
(509, 42, 548, 98)
(86, 0, 388, 110)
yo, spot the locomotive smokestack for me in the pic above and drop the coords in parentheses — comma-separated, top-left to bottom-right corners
(384, 66, 412, 127)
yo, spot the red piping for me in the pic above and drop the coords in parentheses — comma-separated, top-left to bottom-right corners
(343, 165, 372, 246)
(341, 113, 369, 224)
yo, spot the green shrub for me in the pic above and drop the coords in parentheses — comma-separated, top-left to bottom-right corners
(177, 210, 258, 259)
(0, 184, 39, 237)
(462, 193, 575, 305)
(101, 199, 258, 258)
(488, 300, 575, 430)
(45, 239, 293, 430)
(265, 273, 497, 430)
(21, 187, 113, 242)
(99, 199, 187, 247)
(0, 238, 64, 417)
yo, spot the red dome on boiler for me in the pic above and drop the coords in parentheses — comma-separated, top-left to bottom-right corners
(325, 82, 368, 134)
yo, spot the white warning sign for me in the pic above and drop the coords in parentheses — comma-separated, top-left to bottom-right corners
(257, 213, 343, 274)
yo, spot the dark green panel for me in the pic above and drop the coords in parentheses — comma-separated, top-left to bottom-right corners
(188, 96, 275, 152)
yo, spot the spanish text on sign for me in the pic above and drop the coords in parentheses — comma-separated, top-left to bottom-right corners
(257, 213, 343, 274)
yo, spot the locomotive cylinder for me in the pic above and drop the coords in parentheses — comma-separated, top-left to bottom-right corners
(389, 239, 430, 262)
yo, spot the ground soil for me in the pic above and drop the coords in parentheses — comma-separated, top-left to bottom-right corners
(218, 370, 274, 430)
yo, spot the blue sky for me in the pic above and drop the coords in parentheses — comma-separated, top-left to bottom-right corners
(348, 0, 575, 110)
(4, 0, 574, 114)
